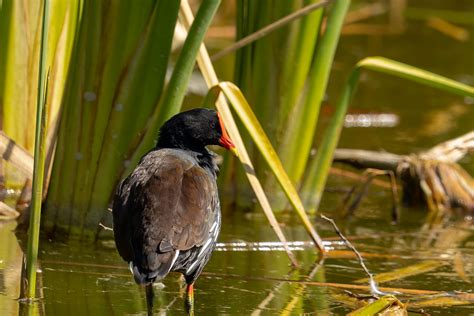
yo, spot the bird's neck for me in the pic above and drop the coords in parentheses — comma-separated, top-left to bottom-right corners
(156, 138, 218, 177)
(196, 150, 219, 177)
(156, 136, 204, 154)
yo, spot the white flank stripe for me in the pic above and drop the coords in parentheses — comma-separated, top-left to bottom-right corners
(210, 221, 218, 233)
(186, 260, 199, 274)
(168, 250, 180, 273)
(198, 238, 213, 257)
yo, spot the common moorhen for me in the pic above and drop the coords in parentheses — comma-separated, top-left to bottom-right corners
(112, 108, 235, 315)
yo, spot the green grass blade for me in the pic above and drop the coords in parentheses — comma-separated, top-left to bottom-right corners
(278, 0, 324, 127)
(357, 57, 474, 97)
(301, 70, 359, 211)
(207, 82, 325, 252)
(279, 0, 350, 183)
(86, 0, 180, 233)
(302, 56, 474, 212)
(24, 0, 49, 300)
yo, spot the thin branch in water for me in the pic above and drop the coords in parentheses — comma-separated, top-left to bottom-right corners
(158, 296, 178, 315)
(320, 215, 398, 296)
(210, 0, 332, 61)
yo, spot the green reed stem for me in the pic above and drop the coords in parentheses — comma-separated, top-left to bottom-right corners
(279, 0, 350, 183)
(25, 0, 49, 300)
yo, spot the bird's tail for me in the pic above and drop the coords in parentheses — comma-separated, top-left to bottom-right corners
(129, 250, 179, 285)
(130, 262, 160, 285)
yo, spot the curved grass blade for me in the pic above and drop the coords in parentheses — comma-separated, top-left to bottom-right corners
(180, 0, 301, 265)
(206, 82, 325, 252)
(302, 56, 474, 212)
(357, 57, 474, 97)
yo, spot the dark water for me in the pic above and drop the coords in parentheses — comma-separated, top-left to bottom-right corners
(1, 1, 474, 315)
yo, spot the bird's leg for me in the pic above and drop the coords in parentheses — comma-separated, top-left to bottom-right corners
(185, 283, 195, 316)
(145, 284, 154, 316)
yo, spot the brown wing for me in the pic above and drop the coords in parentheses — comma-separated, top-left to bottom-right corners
(113, 149, 216, 281)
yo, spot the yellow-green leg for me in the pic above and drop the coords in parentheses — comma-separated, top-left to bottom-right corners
(185, 283, 194, 316)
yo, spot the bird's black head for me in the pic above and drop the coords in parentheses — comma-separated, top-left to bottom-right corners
(156, 108, 235, 153)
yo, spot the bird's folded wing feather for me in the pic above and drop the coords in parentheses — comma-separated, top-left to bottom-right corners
(113, 150, 216, 273)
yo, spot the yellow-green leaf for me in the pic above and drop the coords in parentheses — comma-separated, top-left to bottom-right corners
(357, 57, 474, 98)
(207, 82, 325, 252)
(348, 296, 406, 316)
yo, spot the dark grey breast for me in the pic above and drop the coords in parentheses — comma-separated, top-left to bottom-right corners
(112, 148, 219, 284)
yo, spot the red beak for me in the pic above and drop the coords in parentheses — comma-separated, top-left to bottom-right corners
(217, 112, 235, 150)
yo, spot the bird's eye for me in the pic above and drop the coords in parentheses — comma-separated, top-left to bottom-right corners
(210, 122, 216, 129)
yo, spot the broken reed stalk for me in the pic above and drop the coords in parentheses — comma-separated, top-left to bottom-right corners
(320, 215, 390, 296)
(24, 0, 50, 301)
(0, 131, 34, 177)
(0, 201, 19, 220)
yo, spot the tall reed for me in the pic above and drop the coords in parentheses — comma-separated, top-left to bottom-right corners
(226, 0, 349, 209)
(44, 0, 221, 239)
(0, 0, 80, 157)
(24, 0, 49, 299)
